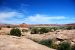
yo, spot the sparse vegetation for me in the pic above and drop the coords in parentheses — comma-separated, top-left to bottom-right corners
(65, 26, 73, 30)
(39, 39, 53, 48)
(31, 28, 40, 34)
(52, 27, 58, 31)
(49, 27, 58, 32)
(1, 24, 75, 50)
(7, 26, 11, 28)
(57, 41, 71, 50)
(39, 27, 49, 34)
(71, 44, 75, 50)
(51, 44, 59, 49)
(10, 28, 21, 37)
(30, 27, 59, 34)
(61, 26, 75, 30)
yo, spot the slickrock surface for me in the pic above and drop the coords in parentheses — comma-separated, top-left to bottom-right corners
(0, 35, 55, 50)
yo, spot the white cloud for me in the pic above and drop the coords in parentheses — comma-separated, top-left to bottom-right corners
(0, 12, 67, 24)
(0, 11, 24, 19)
(0, 11, 24, 23)
(24, 14, 66, 24)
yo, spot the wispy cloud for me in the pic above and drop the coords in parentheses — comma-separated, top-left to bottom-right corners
(0, 11, 24, 23)
(24, 14, 66, 24)
(0, 12, 17, 19)
(0, 12, 74, 24)
(0, 11, 24, 19)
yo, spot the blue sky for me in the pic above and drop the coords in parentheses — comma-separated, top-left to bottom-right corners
(0, 0, 75, 24)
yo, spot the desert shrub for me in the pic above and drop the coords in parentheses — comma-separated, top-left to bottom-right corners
(39, 27, 49, 34)
(31, 28, 40, 34)
(52, 27, 58, 31)
(57, 41, 71, 50)
(51, 44, 59, 49)
(64, 26, 75, 30)
(65, 26, 72, 30)
(10, 28, 21, 37)
(71, 26, 75, 29)
(48, 27, 53, 32)
(7, 26, 11, 28)
(49, 27, 58, 32)
(29, 27, 32, 30)
(49, 28, 55, 32)
(60, 27, 66, 30)
(71, 44, 75, 50)
(39, 39, 53, 48)
(22, 29, 28, 32)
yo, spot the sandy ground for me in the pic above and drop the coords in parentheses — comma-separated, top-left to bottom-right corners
(1, 28, 75, 50)
(22, 29, 75, 45)
(1, 28, 75, 42)
(0, 35, 55, 50)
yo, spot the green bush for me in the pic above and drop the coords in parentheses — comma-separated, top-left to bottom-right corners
(31, 28, 40, 34)
(30, 27, 58, 34)
(57, 41, 71, 50)
(72, 26, 75, 29)
(51, 44, 59, 49)
(59, 26, 67, 30)
(52, 27, 58, 31)
(64, 26, 75, 30)
(39, 27, 49, 34)
(7, 26, 11, 28)
(39, 39, 53, 48)
(48, 27, 53, 32)
(71, 44, 75, 50)
(10, 28, 21, 37)
(65, 26, 72, 30)
(48, 27, 58, 32)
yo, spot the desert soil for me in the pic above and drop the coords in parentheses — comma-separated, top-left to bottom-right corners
(0, 35, 55, 50)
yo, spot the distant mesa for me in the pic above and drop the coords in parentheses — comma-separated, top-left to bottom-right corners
(0, 23, 75, 28)
(19, 23, 29, 28)
(64, 23, 75, 26)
